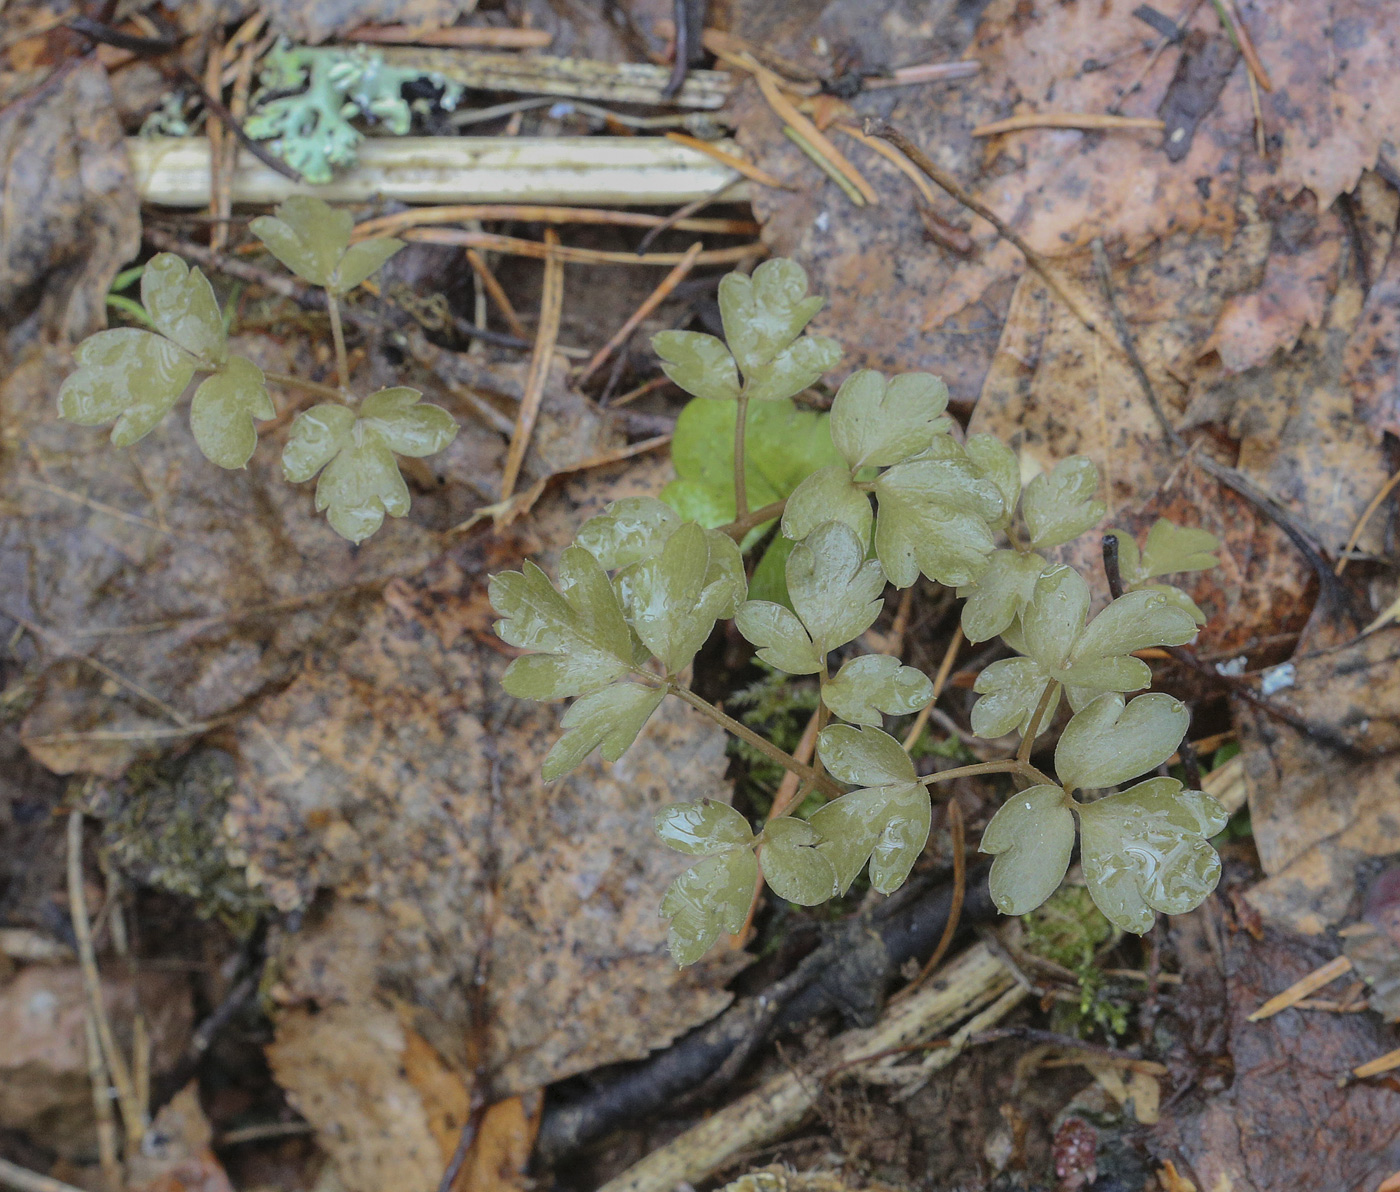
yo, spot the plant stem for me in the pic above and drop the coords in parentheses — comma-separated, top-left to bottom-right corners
(721, 497, 787, 541)
(668, 683, 843, 798)
(920, 758, 1057, 789)
(262, 370, 348, 402)
(325, 290, 349, 393)
(733, 390, 750, 519)
(1018, 680, 1059, 764)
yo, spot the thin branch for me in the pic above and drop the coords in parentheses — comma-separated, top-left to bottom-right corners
(637, 177, 748, 255)
(500, 229, 565, 500)
(721, 498, 786, 541)
(262, 369, 345, 402)
(903, 625, 963, 750)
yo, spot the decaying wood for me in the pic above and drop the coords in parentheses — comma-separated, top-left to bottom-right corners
(598, 944, 1018, 1192)
(128, 137, 748, 207)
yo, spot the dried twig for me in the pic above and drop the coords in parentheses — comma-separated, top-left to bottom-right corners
(756, 73, 879, 204)
(663, 131, 792, 190)
(973, 113, 1166, 136)
(902, 626, 963, 750)
(0, 1158, 88, 1192)
(833, 123, 937, 204)
(783, 125, 866, 206)
(351, 203, 758, 240)
(465, 248, 529, 341)
(579, 242, 703, 384)
(1248, 955, 1354, 1021)
(500, 230, 565, 500)
(403, 227, 761, 267)
(1336, 465, 1400, 575)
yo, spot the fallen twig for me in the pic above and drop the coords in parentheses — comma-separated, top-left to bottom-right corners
(580, 242, 703, 384)
(1248, 954, 1354, 1022)
(345, 23, 552, 49)
(783, 125, 866, 205)
(500, 230, 564, 500)
(973, 112, 1166, 136)
(663, 131, 792, 191)
(464, 248, 530, 341)
(1336, 465, 1400, 575)
(403, 227, 762, 267)
(351, 203, 758, 241)
(757, 73, 879, 204)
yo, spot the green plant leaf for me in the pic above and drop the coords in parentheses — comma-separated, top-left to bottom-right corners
(761, 817, 837, 904)
(655, 799, 755, 855)
(652, 330, 741, 402)
(743, 334, 843, 403)
(718, 258, 825, 375)
(541, 682, 666, 781)
(1121, 518, 1221, 583)
(491, 546, 635, 700)
(781, 464, 873, 543)
(250, 195, 401, 292)
(1078, 777, 1227, 933)
(189, 355, 275, 468)
(734, 600, 822, 674)
(1072, 589, 1198, 663)
(830, 369, 951, 469)
(617, 521, 735, 674)
(787, 521, 885, 654)
(1141, 582, 1208, 627)
(817, 723, 916, 787)
(58, 328, 197, 447)
(981, 784, 1075, 915)
(1055, 692, 1189, 792)
(810, 781, 930, 894)
(281, 390, 455, 542)
(660, 848, 758, 966)
(822, 654, 934, 726)
(141, 253, 226, 365)
(964, 433, 1021, 524)
(958, 549, 1047, 644)
(873, 451, 1003, 588)
(1021, 563, 1090, 673)
(970, 658, 1059, 739)
(1021, 456, 1106, 550)
(663, 396, 844, 543)
(359, 386, 458, 456)
(745, 533, 795, 606)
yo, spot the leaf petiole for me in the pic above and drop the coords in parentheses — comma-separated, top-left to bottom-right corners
(720, 497, 788, 541)
(262, 370, 349, 402)
(1018, 679, 1059, 764)
(920, 758, 1058, 789)
(325, 289, 350, 394)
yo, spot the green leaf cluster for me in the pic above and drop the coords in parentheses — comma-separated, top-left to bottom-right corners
(483, 258, 1232, 965)
(59, 253, 274, 468)
(250, 195, 404, 293)
(1108, 517, 1220, 625)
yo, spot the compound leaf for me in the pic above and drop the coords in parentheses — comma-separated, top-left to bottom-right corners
(810, 781, 930, 895)
(282, 403, 356, 482)
(660, 848, 757, 966)
(1078, 777, 1227, 933)
(718, 258, 825, 375)
(1073, 589, 1199, 663)
(491, 546, 634, 700)
(958, 549, 1047, 644)
(817, 723, 916, 788)
(970, 658, 1059, 740)
(761, 817, 837, 904)
(576, 497, 682, 569)
(1021, 456, 1106, 550)
(734, 600, 821, 674)
(652, 330, 741, 402)
(189, 355, 275, 468)
(744, 334, 843, 403)
(982, 784, 1075, 915)
(542, 682, 666, 781)
(787, 520, 885, 653)
(1021, 564, 1090, 673)
(1137, 518, 1220, 581)
(58, 328, 196, 447)
(1055, 692, 1189, 792)
(830, 369, 950, 469)
(782, 464, 873, 543)
(618, 521, 733, 674)
(822, 654, 934, 726)
(655, 799, 755, 855)
(964, 433, 1021, 523)
(250, 195, 400, 292)
(141, 253, 225, 365)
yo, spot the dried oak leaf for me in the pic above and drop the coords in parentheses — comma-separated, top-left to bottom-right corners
(1238, 630, 1400, 933)
(0, 59, 139, 349)
(1153, 921, 1400, 1190)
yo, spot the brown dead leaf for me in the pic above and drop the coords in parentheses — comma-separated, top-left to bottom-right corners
(1239, 630, 1400, 933)
(0, 58, 139, 352)
(1153, 919, 1400, 1191)
(458, 1093, 541, 1192)
(126, 1083, 235, 1192)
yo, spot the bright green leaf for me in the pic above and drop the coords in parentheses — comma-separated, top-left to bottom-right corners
(718, 258, 825, 375)
(761, 817, 837, 904)
(1021, 456, 1106, 550)
(336, 237, 405, 291)
(873, 453, 1002, 588)
(810, 781, 929, 895)
(822, 654, 934, 726)
(744, 334, 843, 403)
(745, 533, 795, 606)
(542, 682, 666, 780)
(1021, 564, 1090, 673)
(1078, 777, 1227, 933)
(817, 723, 916, 787)
(141, 253, 225, 364)
(1073, 589, 1198, 662)
(830, 369, 950, 469)
(655, 799, 755, 855)
(1137, 518, 1220, 582)
(1055, 692, 1189, 792)
(781, 464, 873, 543)
(981, 785, 1075, 915)
(491, 546, 635, 700)
(660, 848, 758, 966)
(787, 521, 885, 654)
(58, 328, 196, 446)
(958, 550, 1047, 644)
(250, 196, 399, 293)
(970, 658, 1059, 739)
(315, 433, 408, 541)
(189, 355, 275, 468)
(652, 330, 741, 402)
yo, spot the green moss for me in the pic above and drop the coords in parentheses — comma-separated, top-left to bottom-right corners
(99, 750, 267, 936)
(1023, 886, 1128, 1037)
